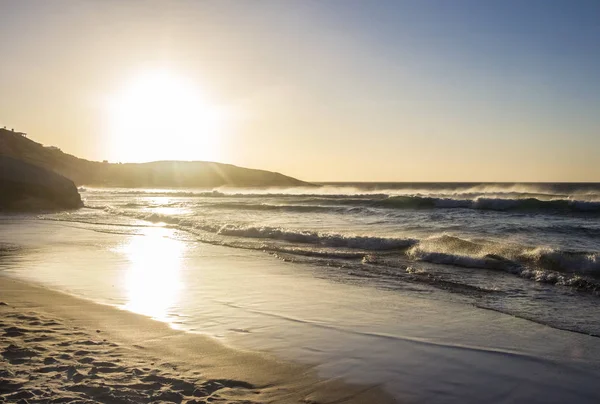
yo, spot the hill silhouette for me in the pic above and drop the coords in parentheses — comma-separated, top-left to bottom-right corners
(0, 129, 310, 188)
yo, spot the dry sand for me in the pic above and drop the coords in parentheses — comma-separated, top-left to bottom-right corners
(0, 276, 395, 404)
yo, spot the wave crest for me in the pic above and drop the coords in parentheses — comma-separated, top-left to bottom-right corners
(101, 207, 416, 251)
(407, 235, 600, 283)
(377, 196, 600, 213)
(216, 224, 417, 250)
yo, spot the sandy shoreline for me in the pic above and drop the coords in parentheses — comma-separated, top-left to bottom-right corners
(0, 276, 395, 404)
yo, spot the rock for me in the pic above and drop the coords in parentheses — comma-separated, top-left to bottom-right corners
(0, 156, 83, 211)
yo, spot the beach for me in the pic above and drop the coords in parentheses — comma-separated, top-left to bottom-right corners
(0, 275, 392, 404)
(2, 184, 600, 403)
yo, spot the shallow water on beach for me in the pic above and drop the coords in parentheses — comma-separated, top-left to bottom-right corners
(49, 183, 600, 335)
(2, 183, 600, 402)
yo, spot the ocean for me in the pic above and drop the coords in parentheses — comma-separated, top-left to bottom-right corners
(2, 182, 600, 402)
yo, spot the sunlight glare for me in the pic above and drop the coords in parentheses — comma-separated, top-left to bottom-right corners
(119, 227, 185, 323)
(108, 70, 224, 162)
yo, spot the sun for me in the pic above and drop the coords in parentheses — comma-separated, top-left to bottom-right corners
(107, 70, 223, 163)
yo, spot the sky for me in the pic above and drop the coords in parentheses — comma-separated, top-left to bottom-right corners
(1, 0, 599, 182)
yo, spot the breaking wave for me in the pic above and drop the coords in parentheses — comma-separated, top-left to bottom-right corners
(96, 207, 600, 287)
(215, 224, 417, 250)
(407, 235, 600, 275)
(102, 207, 417, 251)
(91, 197, 600, 218)
(189, 196, 598, 216)
(405, 235, 600, 293)
(376, 196, 600, 213)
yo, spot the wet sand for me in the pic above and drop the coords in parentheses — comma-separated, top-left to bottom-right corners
(0, 276, 395, 404)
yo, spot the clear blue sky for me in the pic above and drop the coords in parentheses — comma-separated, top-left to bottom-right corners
(1, 0, 599, 181)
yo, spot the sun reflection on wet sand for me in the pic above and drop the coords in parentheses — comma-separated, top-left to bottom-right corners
(118, 227, 185, 323)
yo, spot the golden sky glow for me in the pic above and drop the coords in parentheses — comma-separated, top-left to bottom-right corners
(1, 1, 599, 181)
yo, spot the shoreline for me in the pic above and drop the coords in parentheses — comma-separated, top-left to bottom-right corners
(3, 215, 600, 403)
(0, 275, 396, 404)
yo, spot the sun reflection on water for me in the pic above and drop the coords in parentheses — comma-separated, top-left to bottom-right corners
(118, 227, 185, 323)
